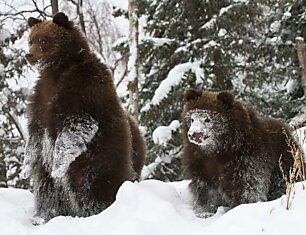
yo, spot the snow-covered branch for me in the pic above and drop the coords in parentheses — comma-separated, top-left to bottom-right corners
(152, 120, 180, 146)
(152, 62, 204, 105)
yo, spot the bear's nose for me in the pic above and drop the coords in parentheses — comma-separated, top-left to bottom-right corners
(25, 53, 33, 60)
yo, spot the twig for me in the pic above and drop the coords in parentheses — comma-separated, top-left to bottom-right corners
(279, 129, 305, 210)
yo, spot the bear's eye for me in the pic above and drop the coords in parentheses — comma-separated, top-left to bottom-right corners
(29, 40, 33, 46)
(38, 38, 47, 45)
(190, 117, 194, 123)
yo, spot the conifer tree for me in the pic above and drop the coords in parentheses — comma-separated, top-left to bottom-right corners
(0, 25, 29, 188)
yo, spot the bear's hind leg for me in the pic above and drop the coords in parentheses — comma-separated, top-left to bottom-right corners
(33, 171, 71, 224)
(190, 180, 221, 218)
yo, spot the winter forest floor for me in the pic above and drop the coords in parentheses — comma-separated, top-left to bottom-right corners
(0, 180, 305, 235)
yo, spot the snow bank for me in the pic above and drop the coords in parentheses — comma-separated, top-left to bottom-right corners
(0, 188, 33, 234)
(0, 180, 305, 235)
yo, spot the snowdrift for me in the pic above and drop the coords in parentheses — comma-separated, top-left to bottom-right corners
(0, 180, 305, 235)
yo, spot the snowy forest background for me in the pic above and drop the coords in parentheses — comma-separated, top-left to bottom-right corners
(0, 0, 305, 189)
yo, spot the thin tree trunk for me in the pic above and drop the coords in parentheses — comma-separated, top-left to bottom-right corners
(296, 37, 306, 99)
(78, 0, 86, 35)
(0, 152, 7, 188)
(51, 0, 59, 15)
(69, 0, 86, 34)
(213, 48, 232, 90)
(296, 37, 306, 172)
(128, 0, 140, 121)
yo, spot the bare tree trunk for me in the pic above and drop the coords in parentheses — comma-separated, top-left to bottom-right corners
(78, 0, 86, 35)
(128, 0, 140, 121)
(0, 151, 7, 188)
(69, 0, 86, 35)
(51, 0, 59, 15)
(296, 37, 306, 99)
(213, 48, 232, 90)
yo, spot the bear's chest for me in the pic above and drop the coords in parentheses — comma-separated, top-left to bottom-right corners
(40, 128, 55, 173)
(34, 76, 60, 137)
(194, 150, 234, 178)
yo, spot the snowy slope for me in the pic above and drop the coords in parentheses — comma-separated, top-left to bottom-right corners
(0, 180, 305, 235)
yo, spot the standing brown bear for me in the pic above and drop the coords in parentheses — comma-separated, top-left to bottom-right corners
(182, 89, 299, 217)
(20, 12, 146, 224)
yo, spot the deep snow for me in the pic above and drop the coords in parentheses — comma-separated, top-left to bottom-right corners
(0, 180, 305, 235)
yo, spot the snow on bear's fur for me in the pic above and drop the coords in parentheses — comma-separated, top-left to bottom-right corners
(21, 12, 146, 224)
(182, 89, 300, 217)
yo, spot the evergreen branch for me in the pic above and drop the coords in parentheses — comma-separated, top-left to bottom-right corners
(0, 100, 25, 141)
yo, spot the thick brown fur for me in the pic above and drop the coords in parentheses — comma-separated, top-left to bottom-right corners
(23, 12, 146, 222)
(128, 116, 146, 178)
(182, 89, 298, 217)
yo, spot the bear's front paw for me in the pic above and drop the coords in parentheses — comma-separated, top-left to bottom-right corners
(195, 211, 215, 218)
(194, 205, 216, 218)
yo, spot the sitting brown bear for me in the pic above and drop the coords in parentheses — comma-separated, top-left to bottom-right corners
(182, 89, 299, 217)
(20, 12, 146, 224)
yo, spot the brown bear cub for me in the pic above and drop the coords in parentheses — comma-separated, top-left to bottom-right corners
(21, 12, 146, 224)
(182, 89, 299, 217)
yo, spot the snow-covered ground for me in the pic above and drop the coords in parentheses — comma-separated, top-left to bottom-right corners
(0, 180, 305, 235)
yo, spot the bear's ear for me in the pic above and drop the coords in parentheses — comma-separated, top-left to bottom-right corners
(217, 91, 234, 108)
(185, 89, 202, 102)
(53, 12, 73, 29)
(28, 17, 42, 28)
